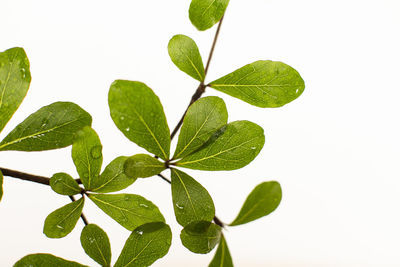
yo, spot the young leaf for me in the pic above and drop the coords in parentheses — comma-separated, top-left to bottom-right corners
(108, 80, 170, 160)
(0, 47, 31, 133)
(0, 170, 3, 202)
(230, 181, 282, 226)
(43, 197, 84, 238)
(0, 102, 92, 151)
(171, 168, 215, 226)
(209, 60, 305, 108)
(189, 0, 230, 31)
(180, 221, 222, 254)
(173, 96, 228, 159)
(90, 156, 136, 193)
(89, 193, 165, 231)
(80, 224, 111, 267)
(72, 126, 103, 190)
(114, 222, 172, 267)
(176, 120, 265, 171)
(50, 173, 81, 196)
(168, 34, 205, 82)
(124, 154, 166, 179)
(209, 235, 234, 267)
(14, 253, 88, 267)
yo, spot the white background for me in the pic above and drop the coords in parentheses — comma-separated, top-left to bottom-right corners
(1, 0, 400, 266)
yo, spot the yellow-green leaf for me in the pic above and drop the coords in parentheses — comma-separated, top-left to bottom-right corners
(180, 221, 222, 254)
(176, 120, 264, 171)
(230, 181, 282, 226)
(0, 47, 31, 133)
(109, 80, 170, 160)
(80, 224, 111, 267)
(209, 235, 233, 267)
(50, 173, 81, 196)
(209, 60, 305, 107)
(43, 198, 84, 238)
(189, 0, 230, 31)
(14, 254, 88, 267)
(124, 154, 166, 179)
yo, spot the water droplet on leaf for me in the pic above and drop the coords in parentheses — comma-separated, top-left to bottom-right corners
(90, 145, 102, 159)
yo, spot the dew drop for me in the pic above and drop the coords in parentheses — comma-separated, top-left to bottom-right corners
(250, 146, 256, 150)
(90, 145, 102, 159)
(175, 203, 184, 210)
(56, 225, 64, 229)
(21, 68, 26, 78)
(295, 88, 299, 94)
(41, 118, 49, 127)
(124, 195, 130, 201)
(125, 127, 130, 132)
(88, 237, 95, 243)
(139, 203, 149, 208)
(136, 230, 143, 235)
(120, 116, 125, 120)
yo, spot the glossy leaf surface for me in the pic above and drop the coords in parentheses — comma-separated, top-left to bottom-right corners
(176, 120, 264, 170)
(171, 168, 215, 226)
(14, 254, 87, 267)
(114, 222, 172, 267)
(109, 80, 170, 160)
(0, 47, 31, 133)
(91, 156, 136, 193)
(209, 235, 233, 267)
(50, 173, 81, 196)
(43, 197, 84, 238)
(173, 96, 228, 159)
(89, 193, 164, 231)
(230, 181, 282, 226)
(0, 102, 92, 151)
(168, 34, 205, 81)
(209, 60, 305, 107)
(189, 0, 229, 31)
(124, 154, 165, 179)
(80, 224, 111, 267)
(72, 126, 103, 190)
(180, 221, 221, 254)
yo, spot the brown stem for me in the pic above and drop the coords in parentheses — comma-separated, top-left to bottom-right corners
(69, 195, 89, 225)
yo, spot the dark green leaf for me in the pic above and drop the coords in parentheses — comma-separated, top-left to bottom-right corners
(230, 181, 282, 226)
(72, 126, 103, 190)
(43, 197, 84, 238)
(124, 154, 165, 179)
(108, 80, 170, 160)
(80, 224, 111, 267)
(89, 193, 164, 231)
(114, 222, 172, 267)
(0, 47, 31, 133)
(91, 156, 136, 193)
(0, 102, 92, 151)
(168, 34, 205, 81)
(0, 170, 3, 202)
(176, 120, 264, 171)
(171, 168, 215, 226)
(181, 221, 222, 254)
(173, 96, 228, 159)
(14, 254, 87, 267)
(50, 173, 81, 196)
(209, 235, 233, 267)
(209, 60, 305, 107)
(189, 0, 230, 31)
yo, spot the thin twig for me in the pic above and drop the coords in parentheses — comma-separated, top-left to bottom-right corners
(157, 174, 171, 184)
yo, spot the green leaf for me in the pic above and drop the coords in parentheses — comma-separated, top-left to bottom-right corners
(0, 170, 3, 202)
(90, 156, 136, 193)
(108, 80, 170, 160)
(176, 120, 265, 171)
(50, 173, 81, 196)
(168, 34, 205, 82)
(0, 47, 31, 133)
(171, 168, 215, 226)
(209, 60, 305, 108)
(209, 235, 233, 267)
(80, 224, 111, 267)
(173, 96, 228, 159)
(14, 254, 88, 267)
(89, 193, 165, 231)
(72, 126, 103, 190)
(0, 102, 92, 151)
(43, 197, 84, 238)
(230, 181, 282, 226)
(180, 221, 222, 254)
(123, 154, 166, 179)
(189, 0, 229, 31)
(114, 222, 172, 267)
